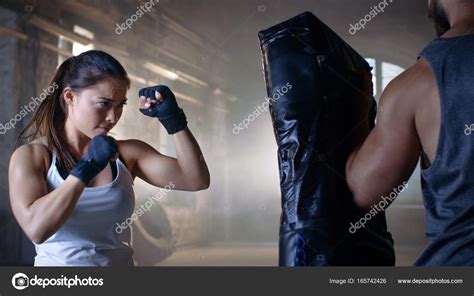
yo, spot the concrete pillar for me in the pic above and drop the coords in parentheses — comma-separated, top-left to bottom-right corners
(0, 4, 59, 265)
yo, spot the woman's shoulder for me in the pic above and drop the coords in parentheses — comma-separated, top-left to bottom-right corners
(116, 138, 161, 158)
(116, 138, 162, 176)
(116, 138, 146, 169)
(116, 138, 147, 149)
(10, 137, 51, 174)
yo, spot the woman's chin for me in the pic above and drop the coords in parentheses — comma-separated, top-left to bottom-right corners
(96, 127, 110, 135)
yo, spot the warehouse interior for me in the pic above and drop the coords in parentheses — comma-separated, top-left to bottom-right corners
(0, 0, 436, 266)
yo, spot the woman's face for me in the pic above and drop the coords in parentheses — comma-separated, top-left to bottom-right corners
(65, 78, 128, 138)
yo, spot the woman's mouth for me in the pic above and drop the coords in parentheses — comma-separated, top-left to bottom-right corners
(98, 126, 111, 133)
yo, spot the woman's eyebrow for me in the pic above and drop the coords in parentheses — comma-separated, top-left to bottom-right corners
(96, 97, 128, 102)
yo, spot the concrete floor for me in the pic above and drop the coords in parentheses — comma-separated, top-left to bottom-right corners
(156, 243, 278, 266)
(155, 242, 423, 266)
(155, 205, 428, 266)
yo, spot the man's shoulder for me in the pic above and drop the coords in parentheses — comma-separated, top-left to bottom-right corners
(385, 59, 435, 97)
(380, 59, 436, 113)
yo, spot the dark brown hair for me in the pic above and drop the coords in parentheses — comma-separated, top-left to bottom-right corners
(15, 50, 130, 171)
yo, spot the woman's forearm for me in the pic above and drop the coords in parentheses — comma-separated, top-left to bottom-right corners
(172, 127, 210, 190)
(27, 177, 85, 244)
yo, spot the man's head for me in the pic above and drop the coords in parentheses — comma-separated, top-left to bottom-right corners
(428, 0, 474, 37)
(428, 0, 451, 37)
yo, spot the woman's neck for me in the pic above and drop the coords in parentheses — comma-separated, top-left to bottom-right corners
(63, 118, 90, 159)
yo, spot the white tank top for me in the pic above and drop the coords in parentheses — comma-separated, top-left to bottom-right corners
(34, 153, 136, 266)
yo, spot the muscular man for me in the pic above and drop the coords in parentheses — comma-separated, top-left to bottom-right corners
(346, 0, 474, 265)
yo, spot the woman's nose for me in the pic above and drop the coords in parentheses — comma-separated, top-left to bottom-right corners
(106, 109, 118, 123)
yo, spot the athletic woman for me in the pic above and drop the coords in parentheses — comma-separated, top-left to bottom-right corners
(8, 50, 210, 266)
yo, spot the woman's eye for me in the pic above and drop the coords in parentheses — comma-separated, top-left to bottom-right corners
(99, 102, 110, 107)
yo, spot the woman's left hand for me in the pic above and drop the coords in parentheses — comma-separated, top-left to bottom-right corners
(138, 85, 188, 134)
(139, 90, 163, 109)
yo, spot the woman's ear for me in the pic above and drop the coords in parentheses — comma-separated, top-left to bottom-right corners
(63, 87, 75, 106)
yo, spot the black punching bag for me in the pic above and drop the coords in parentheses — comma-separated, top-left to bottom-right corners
(258, 12, 395, 266)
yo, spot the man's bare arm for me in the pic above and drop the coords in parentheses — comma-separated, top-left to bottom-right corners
(346, 62, 428, 210)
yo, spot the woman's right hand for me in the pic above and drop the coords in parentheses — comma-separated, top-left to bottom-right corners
(70, 135, 118, 185)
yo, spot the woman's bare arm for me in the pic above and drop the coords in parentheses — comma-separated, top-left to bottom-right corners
(8, 144, 86, 244)
(126, 127, 210, 191)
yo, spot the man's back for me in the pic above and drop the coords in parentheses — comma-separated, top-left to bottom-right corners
(345, 31, 474, 266)
(413, 33, 474, 265)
